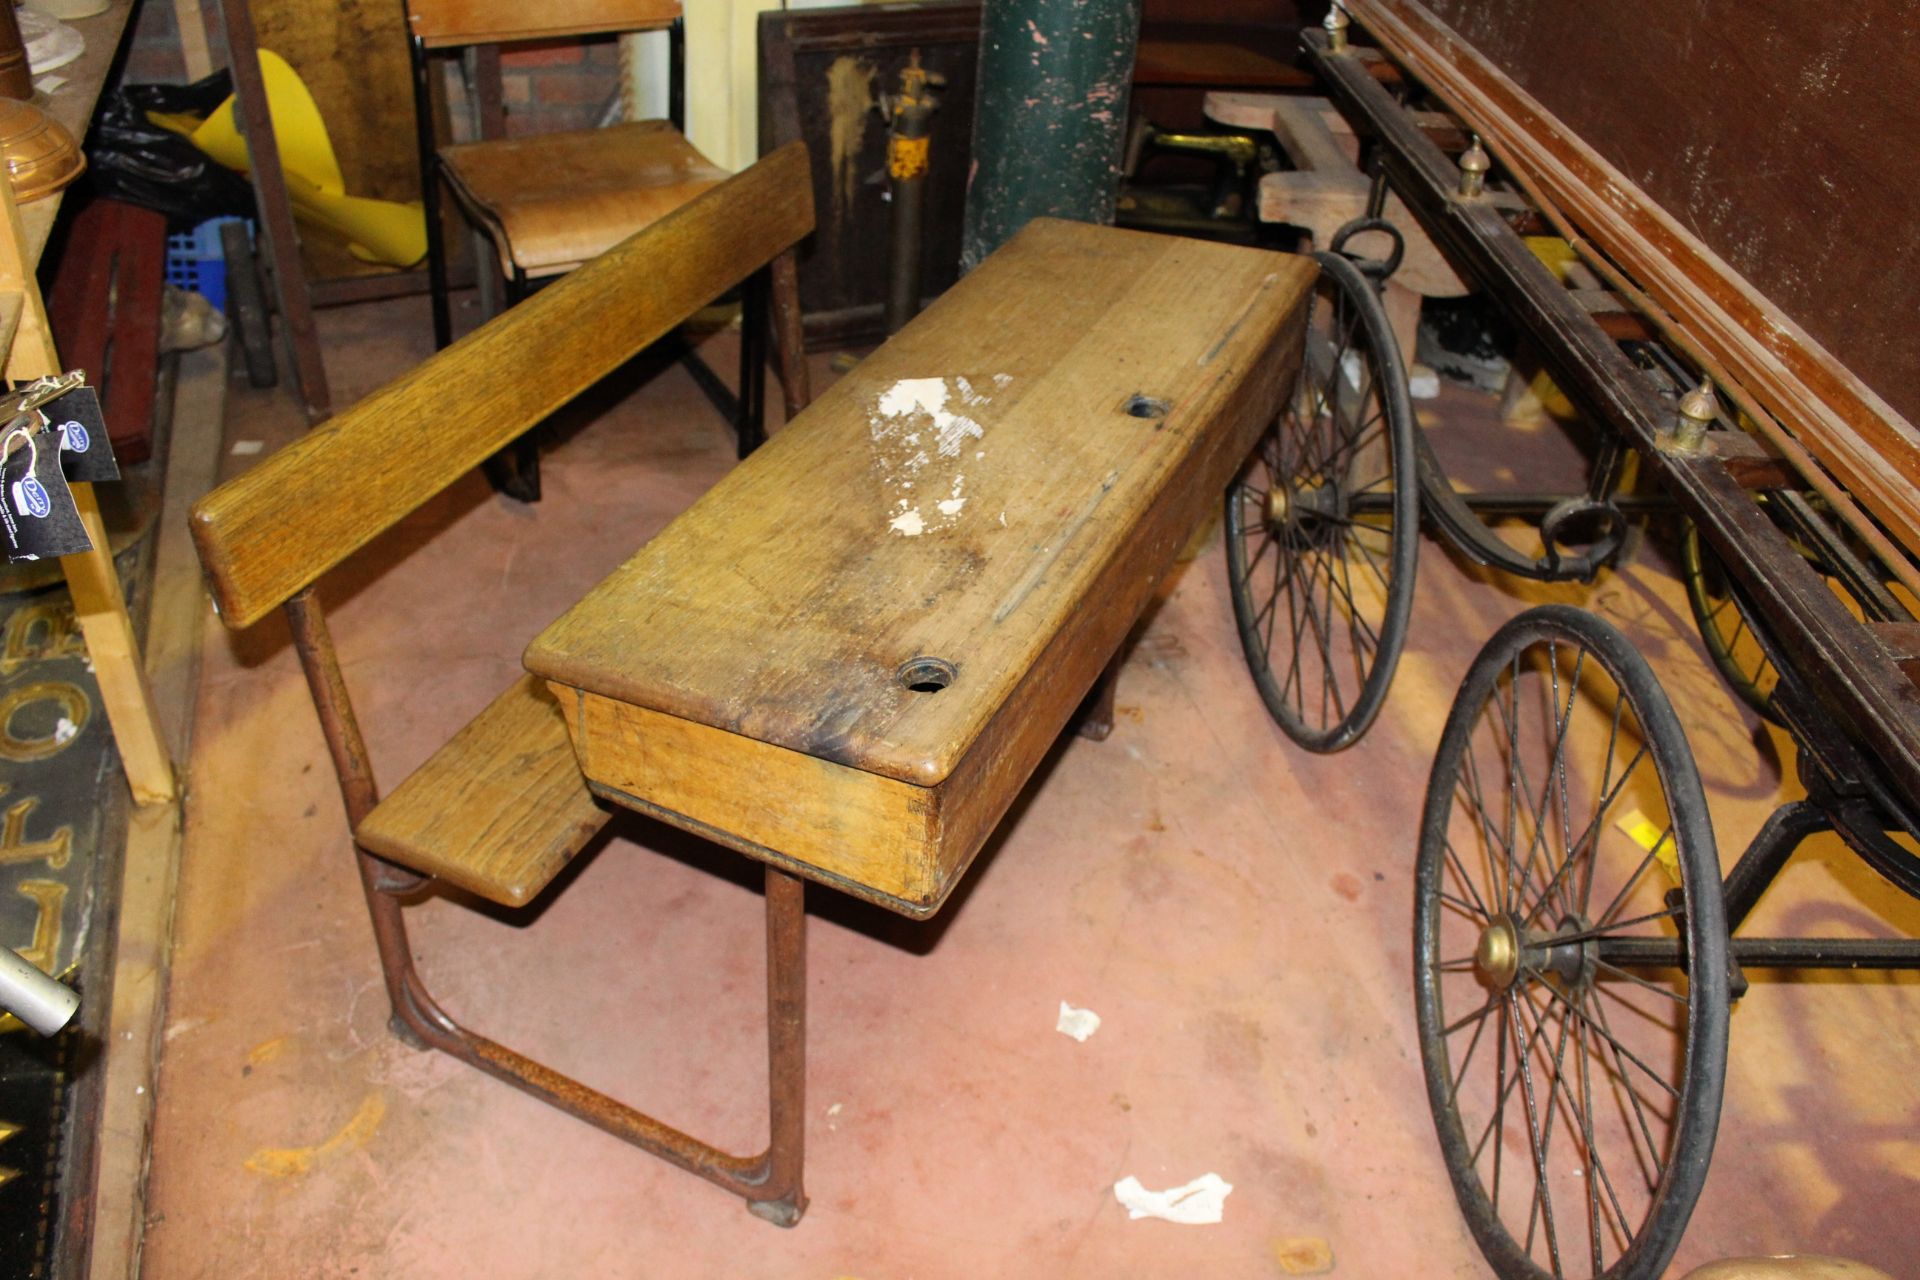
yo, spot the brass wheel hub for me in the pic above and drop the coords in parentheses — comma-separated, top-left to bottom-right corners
(1475, 916, 1523, 990)
(1473, 914, 1596, 992)
(1266, 478, 1341, 543)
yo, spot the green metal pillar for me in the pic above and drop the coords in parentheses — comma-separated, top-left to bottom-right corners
(961, 0, 1145, 271)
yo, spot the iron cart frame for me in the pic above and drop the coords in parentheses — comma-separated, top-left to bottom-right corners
(1220, 13, 1920, 1280)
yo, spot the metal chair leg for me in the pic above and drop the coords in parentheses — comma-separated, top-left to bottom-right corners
(737, 270, 770, 458)
(748, 866, 808, 1222)
(481, 268, 543, 502)
(358, 848, 809, 1223)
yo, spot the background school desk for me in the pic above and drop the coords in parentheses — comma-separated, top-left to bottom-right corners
(524, 217, 1316, 1218)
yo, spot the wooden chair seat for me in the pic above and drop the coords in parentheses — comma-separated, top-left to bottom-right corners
(440, 121, 730, 278)
(356, 674, 609, 906)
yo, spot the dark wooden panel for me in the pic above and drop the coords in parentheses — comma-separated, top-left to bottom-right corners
(1419, 0, 1920, 429)
(758, 2, 981, 349)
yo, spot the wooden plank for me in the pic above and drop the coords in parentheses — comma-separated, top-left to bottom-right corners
(0, 151, 174, 806)
(1342, 0, 1920, 563)
(16, 0, 138, 268)
(562, 692, 940, 909)
(1206, 91, 1466, 298)
(407, 0, 678, 48)
(84, 342, 228, 1280)
(249, 0, 423, 205)
(358, 674, 608, 907)
(189, 140, 814, 630)
(48, 200, 168, 464)
(225, 2, 332, 422)
(532, 220, 1310, 911)
(527, 219, 1310, 786)
(1412, 0, 1920, 432)
(0, 291, 21, 357)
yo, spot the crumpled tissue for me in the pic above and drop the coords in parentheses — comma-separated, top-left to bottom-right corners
(1056, 1000, 1101, 1042)
(1112, 1172, 1233, 1225)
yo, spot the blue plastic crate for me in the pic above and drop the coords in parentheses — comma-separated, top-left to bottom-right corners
(164, 217, 248, 314)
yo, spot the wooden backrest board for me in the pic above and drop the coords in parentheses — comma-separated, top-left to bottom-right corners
(191, 141, 812, 630)
(406, 0, 680, 48)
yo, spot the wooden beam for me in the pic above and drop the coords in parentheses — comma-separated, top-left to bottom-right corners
(221, 0, 333, 422)
(0, 158, 174, 804)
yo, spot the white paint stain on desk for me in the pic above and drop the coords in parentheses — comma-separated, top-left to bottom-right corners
(870, 375, 1008, 536)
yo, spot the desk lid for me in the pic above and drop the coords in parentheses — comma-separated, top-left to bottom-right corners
(526, 218, 1314, 786)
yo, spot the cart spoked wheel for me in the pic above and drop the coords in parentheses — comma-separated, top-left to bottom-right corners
(1415, 605, 1729, 1280)
(1680, 521, 1783, 725)
(1224, 250, 1417, 752)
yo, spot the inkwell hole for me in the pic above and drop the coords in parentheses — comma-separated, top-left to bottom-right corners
(898, 657, 957, 693)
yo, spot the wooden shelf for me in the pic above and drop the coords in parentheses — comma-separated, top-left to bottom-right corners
(18, 0, 140, 268)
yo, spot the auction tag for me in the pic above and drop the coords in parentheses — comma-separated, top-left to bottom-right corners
(9, 379, 118, 483)
(48, 387, 118, 483)
(0, 426, 92, 561)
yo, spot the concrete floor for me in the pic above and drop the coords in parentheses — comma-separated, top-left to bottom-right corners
(140, 295, 1918, 1278)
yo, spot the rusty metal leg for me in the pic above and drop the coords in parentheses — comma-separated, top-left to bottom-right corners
(747, 865, 808, 1224)
(1073, 652, 1122, 741)
(286, 591, 812, 1219)
(285, 591, 442, 1047)
(353, 850, 439, 1050)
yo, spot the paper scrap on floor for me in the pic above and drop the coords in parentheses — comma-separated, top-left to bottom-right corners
(1056, 1000, 1101, 1042)
(1113, 1173, 1233, 1224)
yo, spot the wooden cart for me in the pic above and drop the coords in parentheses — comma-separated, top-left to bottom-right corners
(1211, 5, 1920, 1277)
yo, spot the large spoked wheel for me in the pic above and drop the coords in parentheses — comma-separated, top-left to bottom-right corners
(1224, 250, 1418, 752)
(1680, 521, 1783, 726)
(1414, 605, 1729, 1280)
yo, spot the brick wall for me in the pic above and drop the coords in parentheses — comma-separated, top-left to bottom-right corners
(497, 38, 623, 137)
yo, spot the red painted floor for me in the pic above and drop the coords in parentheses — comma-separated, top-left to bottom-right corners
(141, 296, 1919, 1279)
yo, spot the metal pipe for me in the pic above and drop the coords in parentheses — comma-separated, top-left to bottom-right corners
(0, 947, 77, 1036)
(884, 51, 941, 333)
(750, 865, 808, 1224)
(1598, 936, 1920, 971)
(1719, 800, 1828, 929)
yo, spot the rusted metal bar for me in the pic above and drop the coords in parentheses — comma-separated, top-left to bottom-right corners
(274, 615, 816, 1221)
(283, 590, 378, 827)
(393, 864, 808, 1220)
(283, 590, 435, 1046)
(752, 866, 809, 1223)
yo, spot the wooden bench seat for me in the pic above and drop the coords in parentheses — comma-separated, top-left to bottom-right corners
(356, 674, 609, 907)
(186, 142, 824, 1222)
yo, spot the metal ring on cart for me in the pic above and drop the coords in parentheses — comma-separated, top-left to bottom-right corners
(1330, 215, 1406, 285)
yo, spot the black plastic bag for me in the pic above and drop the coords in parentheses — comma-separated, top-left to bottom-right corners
(85, 71, 257, 228)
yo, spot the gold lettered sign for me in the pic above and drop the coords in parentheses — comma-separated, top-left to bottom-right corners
(0, 594, 94, 1035)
